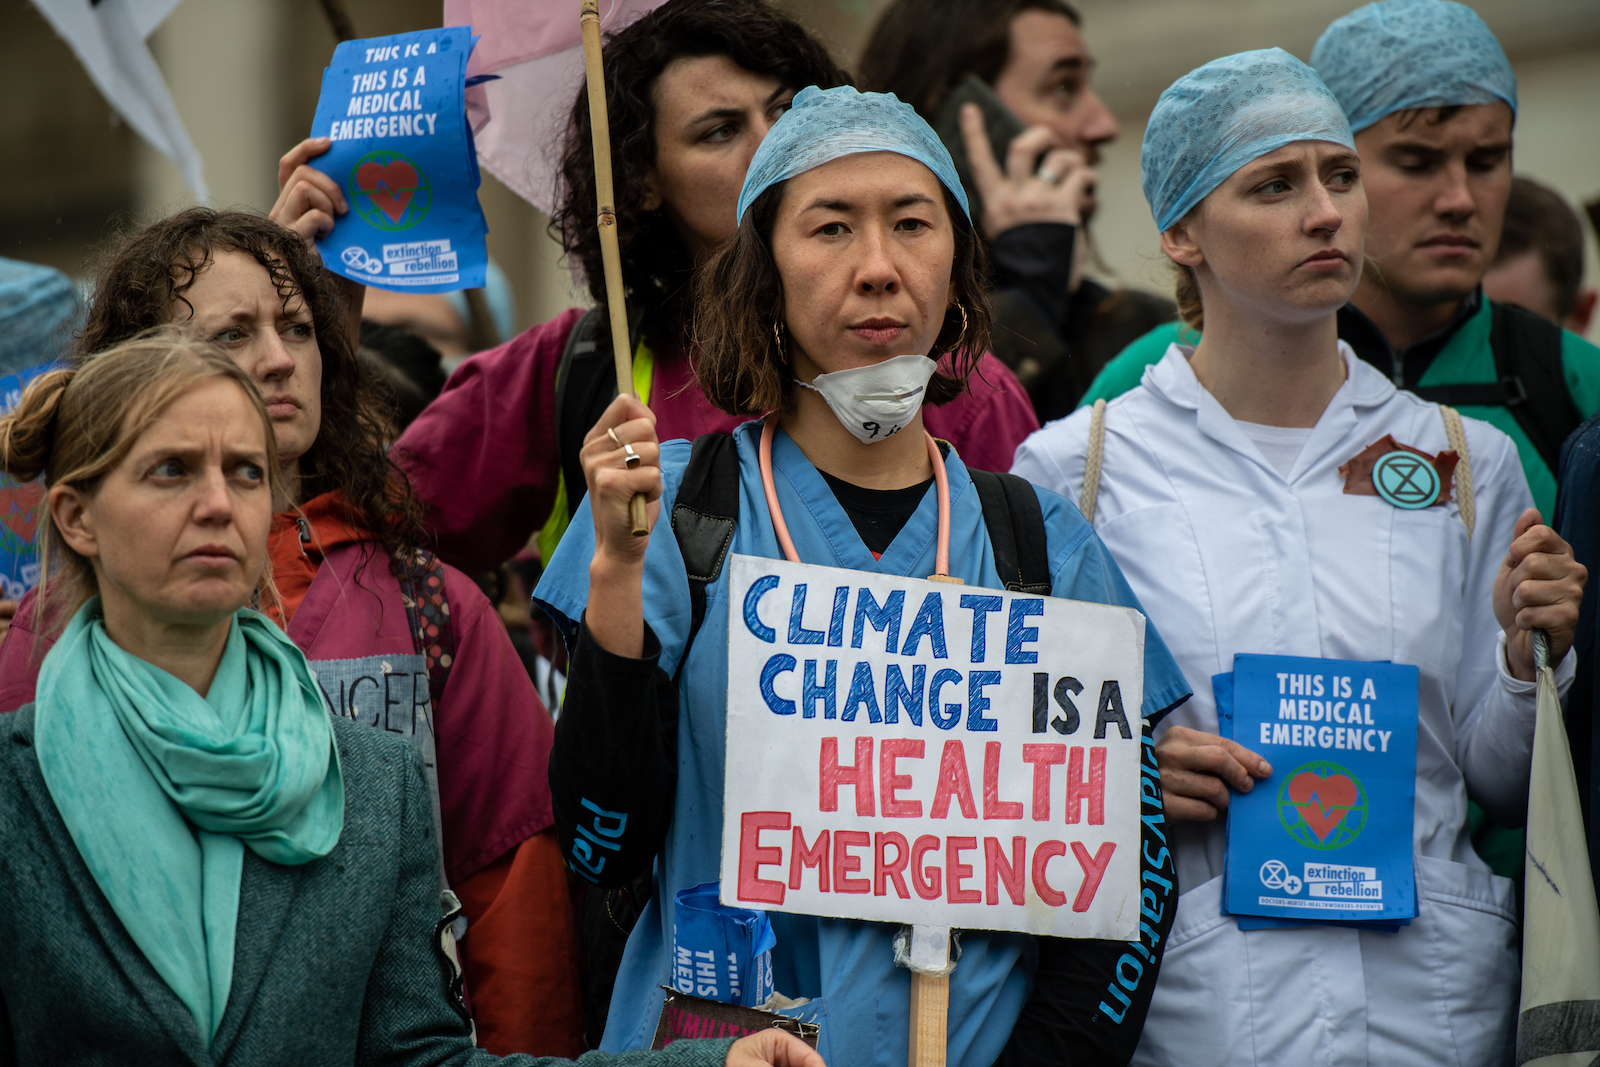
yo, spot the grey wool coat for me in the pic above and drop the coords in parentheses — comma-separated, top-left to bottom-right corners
(0, 707, 733, 1067)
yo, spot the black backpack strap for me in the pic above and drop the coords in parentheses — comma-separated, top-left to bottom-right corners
(398, 549, 457, 713)
(1492, 303, 1583, 477)
(671, 433, 742, 664)
(554, 306, 649, 520)
(969, 468, 1053, 594)
(1412, 302, 1580, 476)
(554, 307, 611, 520)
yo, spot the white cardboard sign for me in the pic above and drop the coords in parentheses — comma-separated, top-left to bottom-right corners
(719, 554, 1144, 940)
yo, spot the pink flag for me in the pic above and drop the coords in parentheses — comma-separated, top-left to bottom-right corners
(444, 0, 665, 214)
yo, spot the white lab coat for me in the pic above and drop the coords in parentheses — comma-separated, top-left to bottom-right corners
(1012, 344, 1573, 1067)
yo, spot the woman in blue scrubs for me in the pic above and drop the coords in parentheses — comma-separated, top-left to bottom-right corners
(535, 86, 1191, 1067)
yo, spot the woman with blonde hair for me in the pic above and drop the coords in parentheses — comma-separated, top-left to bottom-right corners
(0, 330, 821, 1067)
(0, 208, 571, 1054)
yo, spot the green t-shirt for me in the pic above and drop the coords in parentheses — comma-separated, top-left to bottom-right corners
(1076, 301, 1600, 517)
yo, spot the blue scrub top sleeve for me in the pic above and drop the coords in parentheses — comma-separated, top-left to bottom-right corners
(532, 440, 699, 673)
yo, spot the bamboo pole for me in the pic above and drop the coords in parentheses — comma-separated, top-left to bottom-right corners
(580, 0, 649, 536)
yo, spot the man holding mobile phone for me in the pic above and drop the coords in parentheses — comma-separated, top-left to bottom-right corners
(861, 0, 1178, 421)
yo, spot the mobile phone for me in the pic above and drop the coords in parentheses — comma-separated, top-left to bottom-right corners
(932, 74, 1028, 223)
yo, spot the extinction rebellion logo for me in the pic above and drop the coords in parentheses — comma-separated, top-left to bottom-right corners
(1372, 450, 1441, 509)
(350, 150, 432, 231)
(1277, 761, 1368, 850)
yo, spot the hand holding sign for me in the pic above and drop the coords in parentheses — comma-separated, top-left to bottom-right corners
(1153, 725, 1272, 822)
(269, 136, 367, 352)
(272, 137, 349, 244)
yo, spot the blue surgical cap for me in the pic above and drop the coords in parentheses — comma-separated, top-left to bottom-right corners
(1313, 0, 1516, 134)
(736, 85, 969, 225)
(1141, 49, 1354, 234)
(0, 258, 80, 379)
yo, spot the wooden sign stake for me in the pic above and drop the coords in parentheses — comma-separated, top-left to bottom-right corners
(579, 0, 649, 536)
(907, 924, 951, 1067)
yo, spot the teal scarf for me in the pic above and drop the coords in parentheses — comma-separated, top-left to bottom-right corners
(34, 600, 344, 1044)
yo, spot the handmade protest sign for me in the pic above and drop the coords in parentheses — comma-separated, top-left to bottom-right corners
(307, 652, 446, 877)
(308, 28, 488, 293)
(720, 554, 1145, 941)
(1218, 654, 1418, 926)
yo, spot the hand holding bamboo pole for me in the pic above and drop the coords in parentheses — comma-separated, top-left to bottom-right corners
(580, 0, 650, 536)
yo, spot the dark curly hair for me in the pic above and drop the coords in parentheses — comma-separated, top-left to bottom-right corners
(550, 0, 850, 354)
(76, 207, 424, 575)
(693, 180, 992, 416)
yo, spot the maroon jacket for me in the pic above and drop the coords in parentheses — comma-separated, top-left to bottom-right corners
(393, 309, 1042, 571)
(0, 542, 553, 888)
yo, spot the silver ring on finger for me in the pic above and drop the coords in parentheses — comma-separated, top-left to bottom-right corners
(623, 442, 642, 469)
(1036, 165, 1063, 186)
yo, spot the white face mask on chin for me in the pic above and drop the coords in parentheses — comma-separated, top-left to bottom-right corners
(795, 353, 939, 444)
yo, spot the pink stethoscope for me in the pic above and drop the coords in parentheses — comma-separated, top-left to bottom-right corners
(757, 415, 957, 582)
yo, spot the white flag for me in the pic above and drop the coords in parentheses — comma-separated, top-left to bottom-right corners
(30, 0, 208, 201)
(1518, 632, 1600, 1065)
(444, 0, 665, 215)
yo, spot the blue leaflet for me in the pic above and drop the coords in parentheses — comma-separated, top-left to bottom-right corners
(0, 359, 59, 599)
(1217, 654, 1418, 926)
(308, 28, 488, 294)
(672, 882, 777, 1008)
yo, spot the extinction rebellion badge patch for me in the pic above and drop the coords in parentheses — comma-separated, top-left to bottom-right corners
(1339, 434, 1458, 509)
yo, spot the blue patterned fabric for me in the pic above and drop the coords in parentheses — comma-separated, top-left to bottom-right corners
(1312, 0, 1516, 133)
(1141, 49, 1354, 234)
(0, 258, 79, 378)
(737, 84, 970, 223)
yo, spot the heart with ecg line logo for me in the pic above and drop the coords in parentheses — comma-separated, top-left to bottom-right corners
(350, 150, 431, 231)
(1277, 762, 1367, 850)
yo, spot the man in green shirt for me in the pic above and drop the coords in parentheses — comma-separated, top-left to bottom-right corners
(1077, 0, 1599, 519)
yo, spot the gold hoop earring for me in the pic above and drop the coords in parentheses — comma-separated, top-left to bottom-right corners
(772, 320, 787, 360)
(951, 302, 969, 352)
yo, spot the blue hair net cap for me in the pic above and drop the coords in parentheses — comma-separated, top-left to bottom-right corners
(1141, 48, 1355, 234)
(0, 258, 81, 379)
(1312, 0, 1516, 134)
(736, 85, 969, 225)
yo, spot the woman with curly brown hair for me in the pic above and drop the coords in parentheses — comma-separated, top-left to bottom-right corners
(534, 86, 1191, 1067)
(282, 0, 1040, 578)
(0, 208, 581, 1056)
